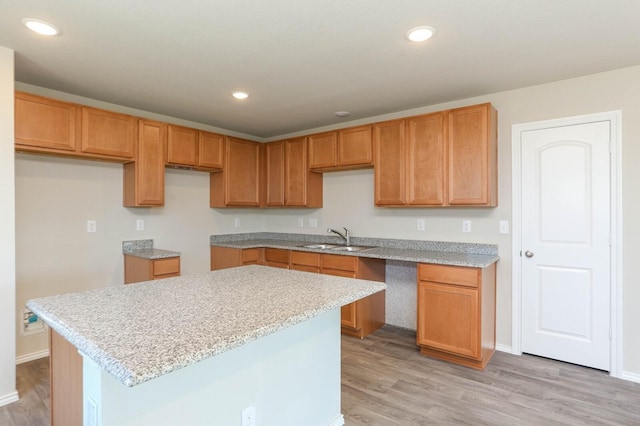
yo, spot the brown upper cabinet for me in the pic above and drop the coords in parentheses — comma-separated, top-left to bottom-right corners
(264, 137, 323, 207)
(81, 106, 135, 159)
(374, 103, 496, 207)
(123, 119, 166, 207)
(15, 92, 135, 161)
(15, 91, 80, 153)
(447, 104, 497, 206)
(166, 124, 224, 171)
(210, 137, 261, 207)
(308, 125, 373, 171)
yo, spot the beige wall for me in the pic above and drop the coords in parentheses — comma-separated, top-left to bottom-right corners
(14, 65, 640, 378)
(0, 46, 17, 404)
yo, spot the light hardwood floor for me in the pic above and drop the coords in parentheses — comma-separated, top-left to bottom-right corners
(2, 325, 639, 425)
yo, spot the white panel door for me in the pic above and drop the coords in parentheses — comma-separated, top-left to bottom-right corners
(520, 120, 610, 370)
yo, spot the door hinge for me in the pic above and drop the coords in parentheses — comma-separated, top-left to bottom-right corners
(609, 327, 613, 340)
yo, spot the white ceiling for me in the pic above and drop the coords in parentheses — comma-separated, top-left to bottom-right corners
(1, 1, 639, 139)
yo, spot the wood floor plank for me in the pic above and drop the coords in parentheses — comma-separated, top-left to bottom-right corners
(3, 326, 640, 425)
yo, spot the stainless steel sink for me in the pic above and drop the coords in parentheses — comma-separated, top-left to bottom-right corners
(301, 244, 342, 249)
(328, 246, 374, 252)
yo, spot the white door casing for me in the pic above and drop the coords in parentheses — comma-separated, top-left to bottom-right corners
(511, 111, 622, 377)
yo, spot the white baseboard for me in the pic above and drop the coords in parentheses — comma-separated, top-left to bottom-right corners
(495, 343, 513, 354)
(328, 414, 345, 426)
(16, 348, 49, 364)
(621, 370, 640, 384)
(0, 390, 19, 407)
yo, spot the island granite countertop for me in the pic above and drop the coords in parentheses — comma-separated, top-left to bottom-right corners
(27, 266, 385, 387)
(210, 232, 499, 268)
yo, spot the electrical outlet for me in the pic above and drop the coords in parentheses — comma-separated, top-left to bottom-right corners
(499, 220, 509, 234)
(241, 405, 256, 426)
(417, 219, 426, 231)
(87, 220, 97, 233)
(234, 218, 241, 228)
(309, 218, 318, 228)
(462, 220, 471, 233)
(136, 219, 144, 231)
(297, 217, 304, 228)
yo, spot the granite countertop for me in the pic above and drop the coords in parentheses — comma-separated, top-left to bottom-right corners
(123, 248, 181, 260)
(26, 266, 385, 387)
(210, 233, 499, 268)
(122, 239, 180, 259)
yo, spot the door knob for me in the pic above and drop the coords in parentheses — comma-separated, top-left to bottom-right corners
(524, 250, 534, 258)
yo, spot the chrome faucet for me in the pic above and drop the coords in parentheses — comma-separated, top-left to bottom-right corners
(327, 227, 351, 246)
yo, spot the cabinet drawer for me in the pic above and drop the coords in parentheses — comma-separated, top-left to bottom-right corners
(322, 254, 356, 272)
(264, 248, 290, 264)
(290, 251, 320, 267)
(242, 248, 260, 264)
(418, 263, 479, 287)
(322, 268, 356, 278)
(153, 257, 180, 276)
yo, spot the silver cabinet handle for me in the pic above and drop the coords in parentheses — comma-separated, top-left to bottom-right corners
(525, 250, 534, 258)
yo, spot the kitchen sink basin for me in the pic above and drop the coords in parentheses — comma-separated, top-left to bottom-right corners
(301, 244, 342, 249)
(328, 246, 374, 252)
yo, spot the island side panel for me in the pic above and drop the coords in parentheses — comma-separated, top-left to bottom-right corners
(84, 309, 343, 426)
(51, 329, 83, 426)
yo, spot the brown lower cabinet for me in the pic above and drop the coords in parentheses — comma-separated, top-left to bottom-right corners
(124, 255, 180, 284)
(416, 262, 496, 369)
(50, 329, 82, 426)
(211, 246, 386, 338)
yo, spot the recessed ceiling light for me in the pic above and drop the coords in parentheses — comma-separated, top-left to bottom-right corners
(334, 111, 350, 118)
(22, 18, 61, 36)
(232, 91, 250, 100)
(405, 26, 436, 42)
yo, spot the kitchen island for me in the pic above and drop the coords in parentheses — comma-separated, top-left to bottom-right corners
(27, 266, 385, 426)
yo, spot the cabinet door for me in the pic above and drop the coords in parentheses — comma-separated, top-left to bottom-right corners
(447, 104, 497, 206)
(407, 112, 445, 205)
(124, 120, 165, 206)
(15, 92, 79, 152)
(166, 125, 197, 167)
(338, 125, 373, 167)
(212, 137, 261, 207)
(373, 119, 406, 205)
(198, 131, 224, 169)
(284, 137, 308, 206)
(81, 107, 135, 159)
(417, 281, 479, 359)
(263, 248, 290, 269)
(323, 267, 359, 328)
(265, 140, 285, 206)
(308, 131, 337, 169)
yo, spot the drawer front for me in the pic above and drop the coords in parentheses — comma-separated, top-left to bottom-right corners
(264, 248, 290, 264)
(290, 250, 320, 267)
(153, 257, 180, 276)
(153, 272, 180, 280)
(322, 254, 356, 272)
(242, 248, 260, 263)
(322, 268, 356, 278)
(418, 263, 479, 288)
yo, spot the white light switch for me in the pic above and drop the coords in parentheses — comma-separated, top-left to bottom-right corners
(136, 219, 144, 231)
(462, 220, 471, 233)
(417, 219, 426, 231)
(499, 220, 510, 234)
